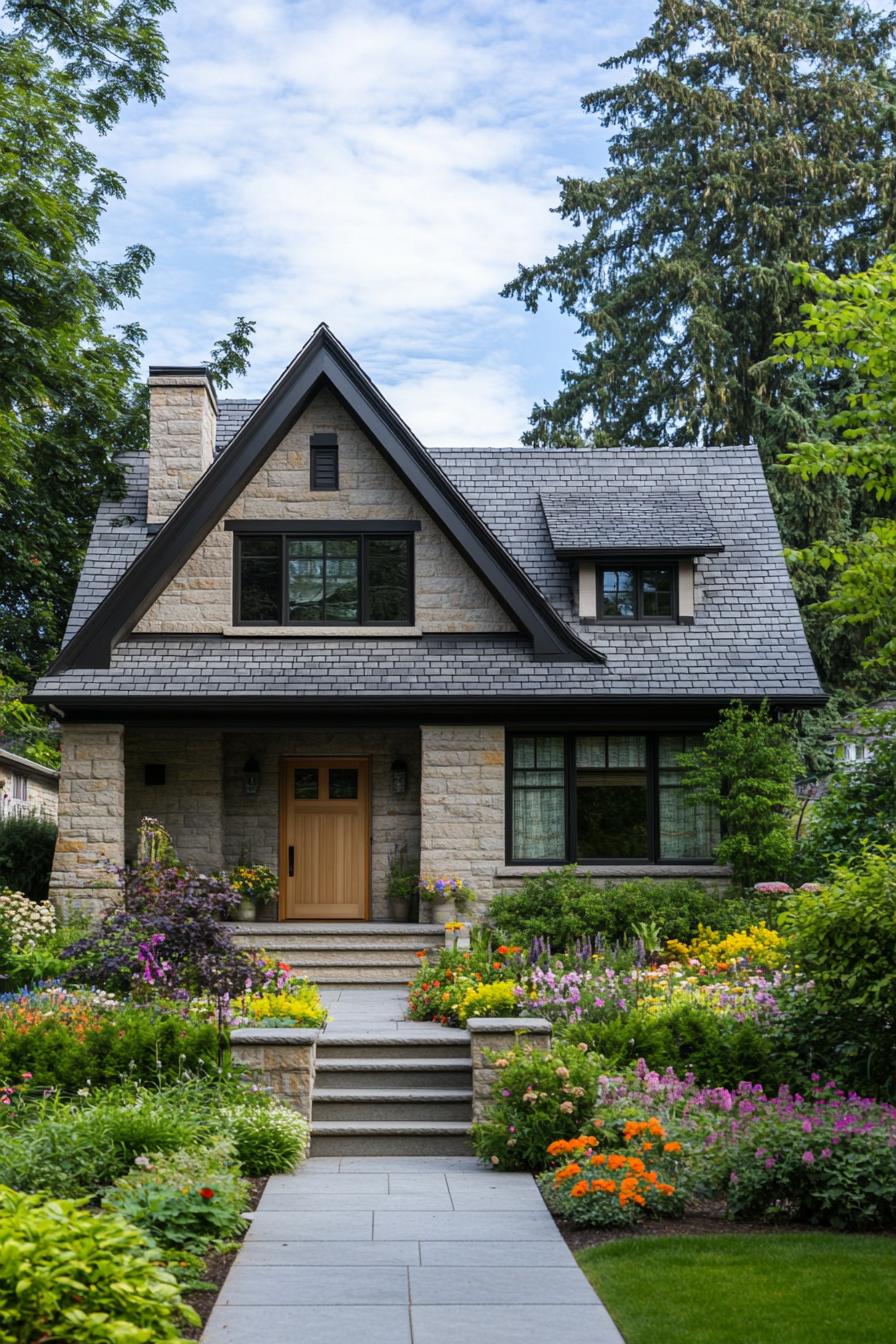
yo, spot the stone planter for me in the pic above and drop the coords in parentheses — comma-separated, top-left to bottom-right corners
(256, 898, 279, 922)
(466, 1016, 553, 1122)
(229, 1027, 321, 1123)
(234, 896, 256, 922)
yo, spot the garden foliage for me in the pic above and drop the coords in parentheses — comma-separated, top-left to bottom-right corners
(800, 731, 896, 874)
(539, 1124, 685, 1227)
(62, 863, 255, 997)
(0, 816, 57, 904)
(488, 871, 742, 949)
(0, 1185, 198, 1342)
(102, 1139, 248, 1252)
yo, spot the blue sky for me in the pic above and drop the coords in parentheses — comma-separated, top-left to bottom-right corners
(94, 0, 656, 444)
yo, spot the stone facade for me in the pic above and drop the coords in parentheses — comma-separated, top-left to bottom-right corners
(146, 371, 217, 524)
(0, 752, 58, 822)
(229, 1028, 318, 1125)
(136, 387, 516, 635)
(124, 729, 223, 870)
(49, 723, 124, 917)
(419, 725, 506, 915)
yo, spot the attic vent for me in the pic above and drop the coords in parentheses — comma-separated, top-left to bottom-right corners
(310, 434, 339, 491)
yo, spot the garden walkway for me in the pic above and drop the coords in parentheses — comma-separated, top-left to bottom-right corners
(202, 989, 623, 1344)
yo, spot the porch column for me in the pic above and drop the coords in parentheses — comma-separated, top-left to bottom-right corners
(49, 722, 125, 919)
(419, 725, 505, 917)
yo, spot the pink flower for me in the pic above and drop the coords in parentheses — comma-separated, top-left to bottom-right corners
(20, 1072, 31, 1081)
(802, 1150, 815, 1164)
(559, 1101, 574, 1114)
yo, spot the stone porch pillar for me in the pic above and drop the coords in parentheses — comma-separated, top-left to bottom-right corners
(419, 725, 505, 917)
(49, 723, 125, 919)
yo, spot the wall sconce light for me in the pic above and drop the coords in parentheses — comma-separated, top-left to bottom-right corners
(390, 758, 408, 796)
(242, 757, 260, 797)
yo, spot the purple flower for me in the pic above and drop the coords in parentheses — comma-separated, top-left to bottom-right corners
(802, 1150, 815, 1164)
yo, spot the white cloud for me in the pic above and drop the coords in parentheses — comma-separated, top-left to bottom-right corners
(92, 0, 655, 441)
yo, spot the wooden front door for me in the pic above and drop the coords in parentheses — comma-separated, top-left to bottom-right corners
(280, 757, 370, 919)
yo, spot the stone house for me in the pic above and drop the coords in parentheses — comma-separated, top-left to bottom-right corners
(0, 747, 59, 823)
(33, 327, 823, 920)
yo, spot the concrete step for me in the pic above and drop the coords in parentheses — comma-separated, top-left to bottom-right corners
(312, 1088, 472, 1122)
(309, 1120, 472, 1157)
(316, 1032, 471, 1062)
(251, 948, 434, 966)
(299, 969, 416, 989)
(315, 1058, 472, 1089)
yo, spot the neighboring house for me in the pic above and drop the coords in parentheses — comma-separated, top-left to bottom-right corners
(0, 747, 59, 823)
(836, 698, 896, 766)
(32, 327, 824, 920)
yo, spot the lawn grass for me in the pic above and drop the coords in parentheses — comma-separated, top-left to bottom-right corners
(577, 1233, 896, 1344)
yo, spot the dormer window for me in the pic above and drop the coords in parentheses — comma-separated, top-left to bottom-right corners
(599, 566, 675, 620)
(231, 523, 417, 626)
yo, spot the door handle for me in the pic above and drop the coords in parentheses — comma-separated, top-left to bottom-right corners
(288, 845, 295, 877)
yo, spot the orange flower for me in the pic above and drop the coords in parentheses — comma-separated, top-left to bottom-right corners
(547, 1140, 572, 1156)
(591, 1178, 617, 1193)
(607, 1154, 626, 1171)
(647, 1117, 665, 1138)
(641, 1141, 653, 1151)
(589, 1154, 607, 1167)
(663, 1141, 682, 1153)
(570, 1180, 589, 1198)
(554, 1163, 582, 1182)
(657, 1182, 676, 1196)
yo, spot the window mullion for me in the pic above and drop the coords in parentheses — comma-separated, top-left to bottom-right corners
(281, 534, 288, 624)
(566, 733, 576, 863)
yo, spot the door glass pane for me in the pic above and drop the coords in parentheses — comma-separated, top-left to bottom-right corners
(367, 537, 410, 622)
(239, 537, 281, 621)
(329, 768, 359, 799)
(294, 768, 319, 799)
(642, 567, 674, 617)
(576, 733, 647, 858)
(288, 539, 324, 621)
(602, 569, 635, 618)
(323, 539, 359, 622)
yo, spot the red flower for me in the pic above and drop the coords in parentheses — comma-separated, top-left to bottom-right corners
(198, 1188, 215, 1200)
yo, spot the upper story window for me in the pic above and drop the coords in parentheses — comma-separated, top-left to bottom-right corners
(598, 566, 676, 620)
(10, 774, 27, 802)
(235, 529, 414, 626)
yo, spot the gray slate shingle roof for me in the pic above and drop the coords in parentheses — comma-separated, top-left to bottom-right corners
(539, 489, 722, 556)
(215, 400, 258, 454)
(39, 403, 823, 704)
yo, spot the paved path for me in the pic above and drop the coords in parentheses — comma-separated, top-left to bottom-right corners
(202, 989, 623, 1343)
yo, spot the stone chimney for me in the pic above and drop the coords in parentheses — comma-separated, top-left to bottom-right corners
(146, 367, 218, 523)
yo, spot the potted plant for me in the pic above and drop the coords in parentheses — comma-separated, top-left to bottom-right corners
(418, 873, 476, 923)
(386, 844, 419, 923)
(229, 863, 279, 922)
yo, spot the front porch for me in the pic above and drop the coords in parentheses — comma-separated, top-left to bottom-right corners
(49, 721, 506, 920)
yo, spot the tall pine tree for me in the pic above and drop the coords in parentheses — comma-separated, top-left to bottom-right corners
(504, 0, 896, 691)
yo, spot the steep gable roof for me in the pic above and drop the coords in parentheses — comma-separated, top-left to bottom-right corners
(49, 327, 600, 672)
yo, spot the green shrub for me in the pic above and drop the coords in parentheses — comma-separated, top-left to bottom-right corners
(211, 1098, 309, 1176)
(0, 1080, 309, 1196)
(0, 1185, 198, 1341)
(470, 1039, 603, 1171)
(0, 994, 220, 1090)
(678, 700, 801, 888)
(0, 815, 57, 904)
(560, 1002, 798, 1092)
(102, 1139, 248, 1251)
(489, 869, 747, 949)
(799, 734, 896, 876)
(779, 847, 896, 1097)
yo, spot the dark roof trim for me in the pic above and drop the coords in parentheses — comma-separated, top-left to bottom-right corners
(0, 747, 59, 781)
(35, 693, 828, 715)
(559, 546, 725, 560)
(148, 366, 218, 410)
(52, 326, 600, 671)
(223, 519, 422, 534)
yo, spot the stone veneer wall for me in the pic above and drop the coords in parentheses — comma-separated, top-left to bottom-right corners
(222, 728, 421, 921)
(419, 725, 506, 915)
(49, 723, 124, 918)
(146, 372, 216, 524)
(0, 767, 58, 822)
(124, 730, 223, 870)
(136, 388, 516, 635)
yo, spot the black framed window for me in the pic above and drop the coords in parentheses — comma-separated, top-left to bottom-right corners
(598, 566, 676, 620)
(235, 532, 413, 626)
(507, 731, 718, 864)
